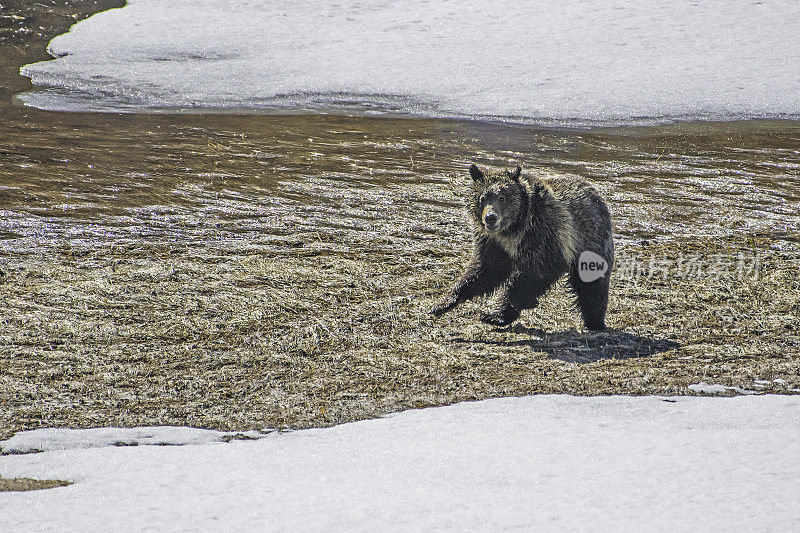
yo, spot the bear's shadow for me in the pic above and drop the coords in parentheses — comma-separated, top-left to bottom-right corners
(458, 326, 679, 364)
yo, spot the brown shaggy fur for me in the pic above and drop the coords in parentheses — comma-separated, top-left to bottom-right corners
(431, 164, 613, 330)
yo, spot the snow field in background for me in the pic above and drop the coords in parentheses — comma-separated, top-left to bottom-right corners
(20, 0, 800, 124)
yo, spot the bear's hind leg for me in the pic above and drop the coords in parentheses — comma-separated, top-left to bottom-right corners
(569, 271, 609, 331)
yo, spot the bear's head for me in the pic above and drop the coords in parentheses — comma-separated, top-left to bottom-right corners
(468, 164, 526, 234)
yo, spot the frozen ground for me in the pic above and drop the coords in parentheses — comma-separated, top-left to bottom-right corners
(2, 395, 799, 531)
(19, 0, 800, 124)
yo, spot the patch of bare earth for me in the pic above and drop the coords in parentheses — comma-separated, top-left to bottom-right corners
(0, 475, 70, 492)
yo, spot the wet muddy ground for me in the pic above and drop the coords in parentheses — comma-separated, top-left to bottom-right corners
(1, 1, 799, 447)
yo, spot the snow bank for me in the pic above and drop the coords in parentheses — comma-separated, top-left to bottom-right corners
(2, 395, 799, 531)
(0, 426, 269, 454)
(19, 0, 800, 125)
(687, 381, 758, 395)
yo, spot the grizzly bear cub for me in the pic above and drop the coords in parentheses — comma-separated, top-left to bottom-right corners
(431, 164, 613, 330)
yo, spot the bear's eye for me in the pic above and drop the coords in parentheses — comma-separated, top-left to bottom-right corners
(498, 196, 505, 204)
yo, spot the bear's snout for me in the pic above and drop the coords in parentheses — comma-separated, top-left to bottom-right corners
(482, 206, 500, 230)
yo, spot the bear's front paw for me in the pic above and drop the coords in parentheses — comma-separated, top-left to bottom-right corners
(480, 308, 520, 327)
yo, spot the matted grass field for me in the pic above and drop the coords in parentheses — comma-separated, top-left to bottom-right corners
(1, 1, 798, 449)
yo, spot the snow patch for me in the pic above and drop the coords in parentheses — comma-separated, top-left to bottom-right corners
(1, 395, 799, 531)
(0, 426, 271, 454)
(18, 0, 800, 125)
(688, 381, 758, 395)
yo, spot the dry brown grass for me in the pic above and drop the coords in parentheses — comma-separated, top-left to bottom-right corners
(2, 234, 798, 440)
(0, 475, 71, 492)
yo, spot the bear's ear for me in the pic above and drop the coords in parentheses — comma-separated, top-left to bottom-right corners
(469, 164, 485, 182)
(506, 166, 522, 180)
